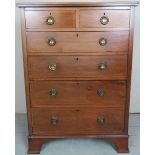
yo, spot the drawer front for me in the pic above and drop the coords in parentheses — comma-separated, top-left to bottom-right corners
(25, 10, 76, 28)
(27, 31, 129, 53)
(30, 81, 126, 107)
(32, 107, 125, 135)
(28, 55, 127, 80)
(80, 10, 130, 28)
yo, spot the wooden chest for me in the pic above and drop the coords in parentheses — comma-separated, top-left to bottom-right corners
(17, 1, 139, 153)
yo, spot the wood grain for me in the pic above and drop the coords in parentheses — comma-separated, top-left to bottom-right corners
(17, 1, 139, 153)
(20, 8, 33, 134)
(124, 6, 135, 133)
(27, 31, 129, 53)
(26, 27, 130, 32)
(31, 107, 125, 136)
(107, 137, 129, 153)
(16, 1, 139, 8)
(24, 6, 131, 11)
(28, 137, 52, 154)
(30, 81, 126, 107)
(25, 10, 76, 29)
(28, 55, 127, 80)
(80, 9, 130, 28)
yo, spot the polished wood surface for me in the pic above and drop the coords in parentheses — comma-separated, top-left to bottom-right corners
(25, 10, 76, 29)
(30, 81, 126, 107)
(20, 9, 33, 134)
(80, 9, 130, 28)
(17, 1, 138, 153)
(28, 137, 52, 154)
(125, 6, 135, 133)
(28, 55, 127, 80)
(27, 135, 128, 154)
(17, 1, 139, 7)
(27, 31, 129, 53)
(31, 107, 125, 135)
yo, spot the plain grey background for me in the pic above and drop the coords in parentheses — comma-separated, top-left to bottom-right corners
(15, 0, 140, 113)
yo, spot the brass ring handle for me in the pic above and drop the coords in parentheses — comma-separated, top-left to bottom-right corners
(49, 88, 57, 96)
(98, 62, 107, 70)
(46, 16, 55, 25)
(48, 38, 56, 46)
(51, 116, 58, 125)
(100, 16, 109, 25)
(99, 38, 107, 46)
(97, 116, 105, 125)
(97, 88, 105, 97)
(49, 63, 56, 71)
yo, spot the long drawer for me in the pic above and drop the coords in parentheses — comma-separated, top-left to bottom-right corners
(26, 31, 129, 53)
(28, 55, 127, 80)
(31, 107, 125, 136)
(30, 81, 126, 107)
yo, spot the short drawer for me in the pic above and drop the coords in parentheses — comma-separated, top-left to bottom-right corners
(25, 9, 76, 29)
(31, 107, 125, 135)
(27, 31, 129, 53)
(30, 81, 126, 107)
(28, 55, 127, 80)
(80, 9, 130, 28)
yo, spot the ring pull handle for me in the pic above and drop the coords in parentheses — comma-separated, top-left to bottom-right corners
(49, 63, 56, 71)
(99, 38, 107, 46)
(98, 62, 107, 70)
(51, 116, 58, 125)
(97, 88, 105, 97)
(100, 16, 109, 25)
(49, 88, 57, 96)
(48, 38, 56, 46)
(46, 16, 55, 25)
(97, 116, 105, 125)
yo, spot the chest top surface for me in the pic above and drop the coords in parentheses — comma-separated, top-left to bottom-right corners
(16, 0, 139, 7)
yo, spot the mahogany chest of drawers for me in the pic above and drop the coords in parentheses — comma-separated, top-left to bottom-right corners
(17, 1, 139, 154)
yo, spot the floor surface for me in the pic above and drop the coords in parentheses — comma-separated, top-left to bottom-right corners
(15, 114, 140, 155)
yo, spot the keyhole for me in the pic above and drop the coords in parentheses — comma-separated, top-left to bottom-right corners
(50, 12, 52, 15)
(75, 109, 80, 112)
(104, 12, 106, 15)
(87, 86, 92, 90)
(76, 57, 79, 61)
(76, 33, 79, 37)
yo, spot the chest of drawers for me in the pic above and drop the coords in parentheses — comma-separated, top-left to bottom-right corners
(17, 1, 139, 154)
